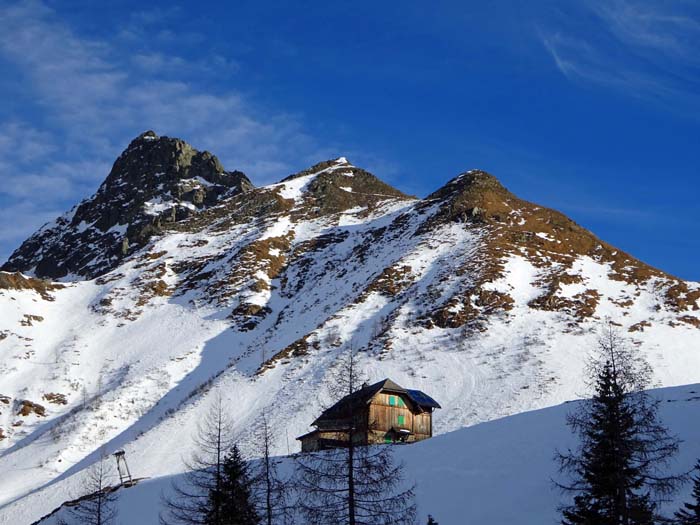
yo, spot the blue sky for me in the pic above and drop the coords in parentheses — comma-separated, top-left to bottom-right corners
(0, 0, 698, 279)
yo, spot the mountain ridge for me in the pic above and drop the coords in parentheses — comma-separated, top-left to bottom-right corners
(0, 132, 679, 284)
(0, 131, 698, 524)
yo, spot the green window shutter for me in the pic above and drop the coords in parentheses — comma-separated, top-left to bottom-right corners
(398, 397, 405, 407)
(389, 395, 395, 406)
(398, 415, 405, 426)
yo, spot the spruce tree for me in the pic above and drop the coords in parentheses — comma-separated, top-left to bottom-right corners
(213, 445, 259, 525)
(557, 325, 682, 525)
(676, 461, 700, 525)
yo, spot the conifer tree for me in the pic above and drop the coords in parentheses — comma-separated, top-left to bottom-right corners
(213, 444, 259, 525)
(676, 461, 700, 525)
(557, 325, 682, 525)
(161, 393, 238, 525)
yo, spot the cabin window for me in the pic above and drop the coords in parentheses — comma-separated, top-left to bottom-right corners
(398, 415, 405, 426)
(398, 397, 405, 407)
(389, 395, 396, 406)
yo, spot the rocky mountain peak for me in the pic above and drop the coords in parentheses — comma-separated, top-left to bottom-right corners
(427, 169, 508, 202)
(420, 169, 516, 228)
(1, 132, 253, 280)
(276, 157, 412, 218)
(133, 129, 158, 142)
(176, 156, 415, 238)
(102, 131, 250, 202)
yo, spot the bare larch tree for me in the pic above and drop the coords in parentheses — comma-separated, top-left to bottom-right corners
(250, 412, 292, 525)
(160, 392, 239, 525)
(63, 450, 118, 525)
(295, 347, 416, 525)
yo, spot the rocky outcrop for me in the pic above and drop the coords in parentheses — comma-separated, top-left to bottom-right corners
(0, 272, 63, 300)
(1, 131, 253, 280)
(283, 157, 413, 218)
(16, 400, 46, 417)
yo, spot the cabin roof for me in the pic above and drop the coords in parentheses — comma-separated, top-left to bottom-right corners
(311, 378, 440, 426)
(405, 389, 441, 409)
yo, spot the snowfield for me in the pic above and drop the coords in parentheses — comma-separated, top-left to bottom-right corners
(1, 153, 699, 524)
(16, 383, 700, 525)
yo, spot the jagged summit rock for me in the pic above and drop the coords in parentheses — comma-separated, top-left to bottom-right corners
(109, 130, 252, 204)
(1, 131, 253, 280)
(137, 129, 158, 140)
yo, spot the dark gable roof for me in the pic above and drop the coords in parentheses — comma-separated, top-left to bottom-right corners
(406, 389, 441, 409)
(312, 378, 439, 425)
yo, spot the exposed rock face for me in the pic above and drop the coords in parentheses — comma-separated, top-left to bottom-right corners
(1, 131, 253, 280)
(283, 157, 411, 218)
(0, 272, 63, 300)
(283, 157, 413, 218)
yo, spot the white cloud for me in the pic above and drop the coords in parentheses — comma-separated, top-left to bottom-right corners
(0, 121, 56, 164)
(0, 0, 322, 181)
(130, 52, 240, 76)
(540, 32, 674, 95)
(539, 0, 700, 111)
(592, 0, 700, 59)
(0, 0, 334, 260)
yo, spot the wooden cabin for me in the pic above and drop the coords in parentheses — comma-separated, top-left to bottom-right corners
(297, 378, 441, 452)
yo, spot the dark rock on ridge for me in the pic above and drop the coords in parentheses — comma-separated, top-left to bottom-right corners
(2, 131, 252, 280)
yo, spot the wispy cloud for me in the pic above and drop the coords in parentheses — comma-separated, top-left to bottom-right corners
(539, 0, 700, 111)
(593, 0, 700, 59)
(130, 52, 240, 76)
(0, 0, 329, 261)
(0, 1, 320, 177)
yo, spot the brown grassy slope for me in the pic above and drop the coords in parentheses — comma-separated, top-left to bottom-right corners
(420, 170, 698, 327)
(0, 272, 64, 301)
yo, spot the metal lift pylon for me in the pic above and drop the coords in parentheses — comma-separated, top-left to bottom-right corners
(113, 449, 133, 486)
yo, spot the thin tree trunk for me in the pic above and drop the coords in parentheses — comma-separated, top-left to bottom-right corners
(348, 439, 355, 525)
(611, 348, 628, 525)
(265, 432, 272, 525)
(216, 416, 222, 525)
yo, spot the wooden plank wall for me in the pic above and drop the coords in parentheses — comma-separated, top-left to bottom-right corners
(367, 392, 432, 441)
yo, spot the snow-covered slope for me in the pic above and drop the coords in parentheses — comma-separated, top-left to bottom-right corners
(20, 384, 700, 525)
(0, 133, 698, 523)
